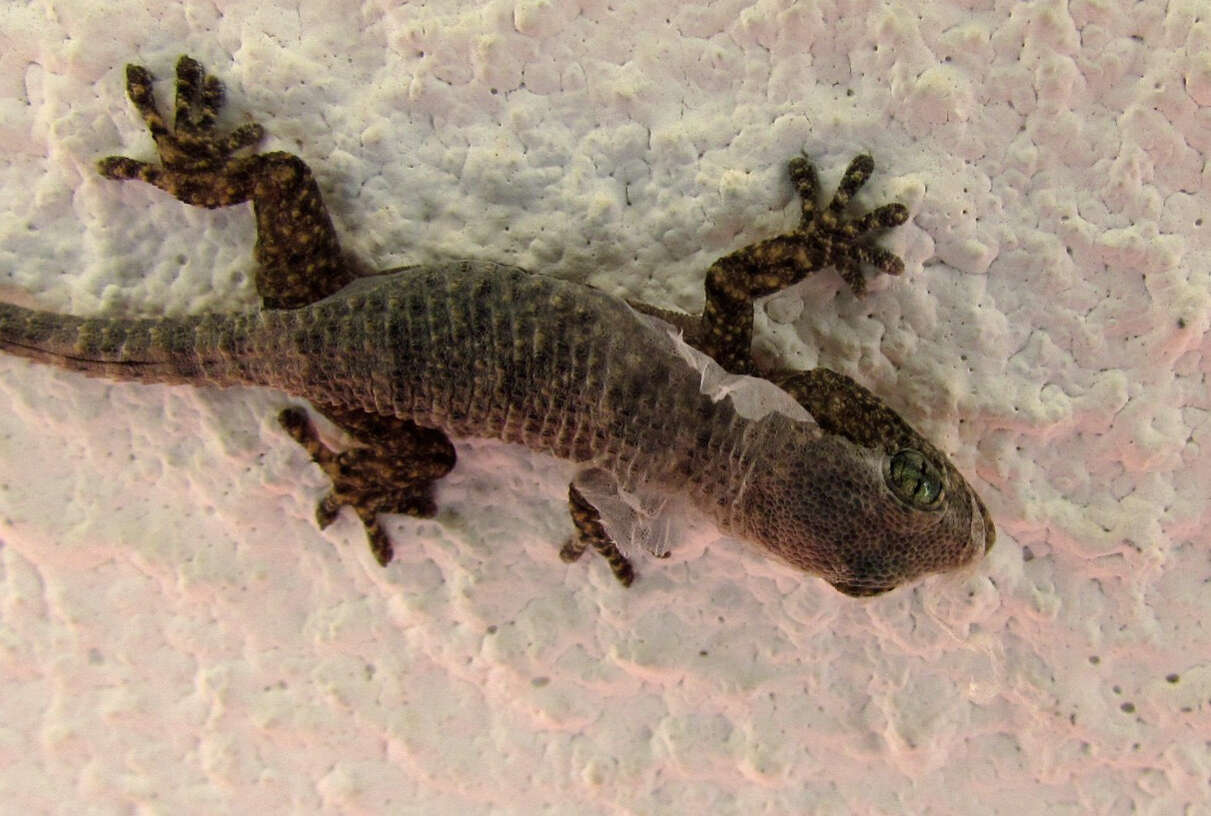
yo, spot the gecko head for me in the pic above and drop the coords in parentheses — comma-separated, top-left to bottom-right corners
(739, 368, 994, 597)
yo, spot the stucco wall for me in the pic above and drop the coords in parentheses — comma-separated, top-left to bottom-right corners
(1, 0, 1208, 812)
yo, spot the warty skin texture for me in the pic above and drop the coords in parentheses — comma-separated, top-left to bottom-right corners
(0, 56, 994, 595)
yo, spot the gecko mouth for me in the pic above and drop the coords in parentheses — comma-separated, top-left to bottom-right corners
(828, 579, 896, 597)
(972, 489, 996, 554)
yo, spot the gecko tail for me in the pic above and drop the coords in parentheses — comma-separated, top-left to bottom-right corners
(0, 301, 245, 385)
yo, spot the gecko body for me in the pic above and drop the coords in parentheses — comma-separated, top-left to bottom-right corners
(0, 57, 993, 595)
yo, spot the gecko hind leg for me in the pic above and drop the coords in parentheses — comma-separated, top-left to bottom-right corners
(97, 55, 354, 308)
(279, 407, 457, 566)
(98, 57, 460, 570)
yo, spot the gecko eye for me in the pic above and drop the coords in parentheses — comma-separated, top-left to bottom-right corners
(887, 449, 944, 510)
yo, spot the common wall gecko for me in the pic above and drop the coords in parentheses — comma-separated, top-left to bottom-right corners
(0, 57, 993, 596)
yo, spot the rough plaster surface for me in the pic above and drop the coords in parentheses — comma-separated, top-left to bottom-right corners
(0, 0, 1208, 813)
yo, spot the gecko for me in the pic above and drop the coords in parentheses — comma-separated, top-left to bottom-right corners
(0, 56, 993, 596)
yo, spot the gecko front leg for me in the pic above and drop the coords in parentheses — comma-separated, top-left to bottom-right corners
(559, 484, 636, 586)
(632, 154, 908, 375)
(701, 154, 908, 374)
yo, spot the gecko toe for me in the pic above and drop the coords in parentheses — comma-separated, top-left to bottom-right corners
(96, 156, 147, 181)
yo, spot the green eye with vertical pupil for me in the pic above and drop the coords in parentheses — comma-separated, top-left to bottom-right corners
(888, 449, 944, 509)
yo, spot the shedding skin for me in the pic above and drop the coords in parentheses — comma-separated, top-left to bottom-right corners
(0, 56, 993, 593)
(560, 484, 635, 586)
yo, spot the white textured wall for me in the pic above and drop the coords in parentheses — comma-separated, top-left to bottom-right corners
(1, 0, 1208, 812)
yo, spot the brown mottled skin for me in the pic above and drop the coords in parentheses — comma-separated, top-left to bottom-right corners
(0, 57, 994, 595)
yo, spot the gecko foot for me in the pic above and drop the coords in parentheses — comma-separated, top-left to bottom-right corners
(699, 153, 909, 373)
(279, 407, 456, 566)
(784, 153, 909, 294)
(98, 56, 265, 190)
